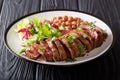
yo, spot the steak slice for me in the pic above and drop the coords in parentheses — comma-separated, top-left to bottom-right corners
(95, 26, 107, 47)
(81, 26, 99, 48)
(54, 39, 67, 60)
(68, 33, 81, 57)
(59, 35, 76, 59)
(82, 30, 94, 49)
(46, 40, 61, 61)
(74, 39, 86, 56)
(73, 30, 92, 52)
(40, 41, 53, 61)
(25, 47, 40, 59)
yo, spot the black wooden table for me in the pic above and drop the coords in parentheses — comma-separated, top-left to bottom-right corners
(0, 0, 120, 80)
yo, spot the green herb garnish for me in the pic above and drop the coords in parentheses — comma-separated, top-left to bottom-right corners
(59, 26, 65, 31)
(40, 47, 45, 52)
(78, 45, 87, 55)
(88, 21, 96, 31)
(77, 25, 83, 30)
(19, 49, 25, 55)
(67, 35, 78, 43)
(66, 58, 76, 62)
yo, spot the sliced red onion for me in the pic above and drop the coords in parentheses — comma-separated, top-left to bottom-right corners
(18, 28, 27, 33)
(27, 24, 34, 29)
(62, 29, 71, 35)
(50, 23, 58, 29)
(23, 30, 32, 39)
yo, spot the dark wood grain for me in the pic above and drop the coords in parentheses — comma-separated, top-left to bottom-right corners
(0, 0, 120, 80)
(0, 0, 40, 80)
(0, 0, 4, 13)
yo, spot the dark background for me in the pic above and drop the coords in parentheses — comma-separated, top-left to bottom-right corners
(0, 0, 120, 80)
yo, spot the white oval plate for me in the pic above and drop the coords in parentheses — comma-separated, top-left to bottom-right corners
(4, 10, 114, 66)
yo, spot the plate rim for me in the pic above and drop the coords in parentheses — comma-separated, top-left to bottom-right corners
(4, 9, 116, 66)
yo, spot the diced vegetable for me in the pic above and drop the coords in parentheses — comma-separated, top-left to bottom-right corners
(77, 25, 83, 30)
(19, 49, 25, 55)
(40, 18, 45, 22)
(78, 45, 87, 55)
(17, 18, 29, 30)
(40, 47, 45, 52)
(67, 35, 78, 43)
(66, 58, 76, 62)
(62, 29, 70, 35)
(59, 26, 65, 31)
(88, 21, 96, 31)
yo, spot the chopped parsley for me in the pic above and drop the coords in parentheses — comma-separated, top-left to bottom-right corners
(78, 45, 87, 55)
(19, 49, 25, 55)
(77, 25, 83, 30)
(67, 35, 78, 43)
(88, 21, 96, 31)
(66, 58, 76, 62)
(40, 47, 45, 52)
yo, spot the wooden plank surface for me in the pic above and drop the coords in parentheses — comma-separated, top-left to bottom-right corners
(0, 0, 120, 80)
(0, 0, 4, 13)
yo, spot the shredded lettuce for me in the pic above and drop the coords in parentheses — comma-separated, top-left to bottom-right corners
(17, 18, 29, 30)
(40, 18, 45, 22)
(16, 17, 62, 47)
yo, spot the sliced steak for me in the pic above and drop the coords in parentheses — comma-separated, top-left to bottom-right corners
(95, 26, 107, 47)
(74, 39, 86, 56)
(73, 30, 92, 52)
(32, 43, 47, 61)
(81, 26, 99, 48)
(54, 39, 67, 60)
(59, 35, 76, 59)
(46, 40, 61, 61)
(26, 47, 40, 59)
(40, 41, 53, 61)
(33, 43, 44, 55)
(68, 33, 81, 57)
(82, 30, 94, 49)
